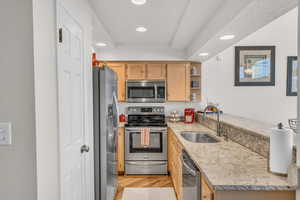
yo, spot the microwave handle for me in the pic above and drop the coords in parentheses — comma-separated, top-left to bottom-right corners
(154, 84, 158, 100)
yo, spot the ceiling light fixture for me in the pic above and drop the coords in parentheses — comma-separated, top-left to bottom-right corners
(136, 26, 147, 32)
(131, 0, 147, 5)
(199, 53, 209, 56)
(96, 42, 107, 47)
(219, 34, 235, 40)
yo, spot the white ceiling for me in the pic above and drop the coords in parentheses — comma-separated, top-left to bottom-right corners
(91, 0, 191, 46)
(89, 0, 298, 61)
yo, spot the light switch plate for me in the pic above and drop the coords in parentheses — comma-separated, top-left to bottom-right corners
(0, 122, 12, 145)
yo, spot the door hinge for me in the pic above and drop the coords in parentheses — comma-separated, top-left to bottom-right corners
(58, 28, 63, 43)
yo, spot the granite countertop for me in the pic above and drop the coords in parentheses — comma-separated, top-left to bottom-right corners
(168, 122, 296, 191)
(205, 113, 276, 138)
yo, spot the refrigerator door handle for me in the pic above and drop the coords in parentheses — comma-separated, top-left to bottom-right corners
(112, 92, 120, 128)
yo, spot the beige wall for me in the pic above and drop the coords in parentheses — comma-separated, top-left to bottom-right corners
(0, 0, 37, 200)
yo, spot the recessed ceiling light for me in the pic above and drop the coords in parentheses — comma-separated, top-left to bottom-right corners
(219, 34, 235, 40)
(136, 27, 147, 32)
(199, 53, 209, 56)
(96, 42, 107, 47)
(131, 0, 147, 5)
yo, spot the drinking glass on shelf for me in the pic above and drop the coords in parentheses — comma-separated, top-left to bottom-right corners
(191, 66, 198, 75)
(191, 93, 197, 101)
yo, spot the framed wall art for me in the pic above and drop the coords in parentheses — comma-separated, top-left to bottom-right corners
(287, 56, 297, 96)
(235, 46, 275, 86)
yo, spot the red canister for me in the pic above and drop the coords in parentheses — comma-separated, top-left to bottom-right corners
(184, 108, 195, 124)
(119, 114, 126, 122)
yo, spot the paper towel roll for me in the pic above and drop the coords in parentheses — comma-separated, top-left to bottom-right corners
(269, 127, 294, 174)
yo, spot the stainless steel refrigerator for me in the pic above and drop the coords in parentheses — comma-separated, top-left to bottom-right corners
(93, 66, 119, 200)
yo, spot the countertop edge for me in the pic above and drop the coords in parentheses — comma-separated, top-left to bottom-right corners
(213, 185, 297, 191)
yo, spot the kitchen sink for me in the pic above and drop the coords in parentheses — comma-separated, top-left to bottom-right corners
(180, 131, 220, 143)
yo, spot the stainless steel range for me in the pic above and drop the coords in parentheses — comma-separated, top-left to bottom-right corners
(125, 106, 168, 175)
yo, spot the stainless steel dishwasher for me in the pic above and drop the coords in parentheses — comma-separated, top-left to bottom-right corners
(182, 150, 201, 200)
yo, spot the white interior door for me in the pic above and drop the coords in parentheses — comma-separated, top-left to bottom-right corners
(56, 4, 88, 200)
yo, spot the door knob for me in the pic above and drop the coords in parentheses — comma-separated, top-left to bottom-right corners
(81, 145, 90, 153)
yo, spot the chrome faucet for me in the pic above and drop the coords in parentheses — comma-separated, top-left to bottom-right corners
(202, 105, 222, 137)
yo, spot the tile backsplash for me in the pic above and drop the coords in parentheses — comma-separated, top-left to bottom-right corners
(119, 102, 203, 116)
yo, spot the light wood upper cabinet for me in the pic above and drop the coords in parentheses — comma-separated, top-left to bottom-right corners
(146, 63, 166, 80)
(167, 63, 190, 101)
(108, 63, 126, 101)
(102, 61, 198, 102)
(126, 63, 146, 80)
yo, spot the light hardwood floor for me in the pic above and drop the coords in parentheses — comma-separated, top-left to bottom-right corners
(114, 175, 174, 200)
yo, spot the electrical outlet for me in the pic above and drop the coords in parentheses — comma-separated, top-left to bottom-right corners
(0, 122, 12, 145)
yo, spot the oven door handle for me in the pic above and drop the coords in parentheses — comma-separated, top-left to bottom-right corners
(125, 128, 167, 132)
(126, 161, 166, 166)
(125, 128, 142, 132)
(149, 129, 167, 133)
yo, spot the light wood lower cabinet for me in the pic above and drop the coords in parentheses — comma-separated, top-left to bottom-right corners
(214, 190, 295, 200)
(168, 128, 183, 200)
(168, 128, 215, 200)
(202, 177, 214, 200)
(167, 63, 190, 101)
(117, 127, 125, 174)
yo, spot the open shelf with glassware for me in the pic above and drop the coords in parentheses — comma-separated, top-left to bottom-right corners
(190, 62, 202, 102)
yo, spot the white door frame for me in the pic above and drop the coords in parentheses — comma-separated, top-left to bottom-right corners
(296, 2, 300, 200)
(55, 1, 94, 200)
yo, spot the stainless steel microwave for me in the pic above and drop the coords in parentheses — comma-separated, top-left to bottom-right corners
(126, 80, 166, 103)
